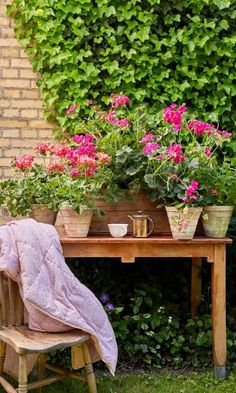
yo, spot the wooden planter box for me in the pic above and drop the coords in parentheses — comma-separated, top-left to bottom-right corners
(89, 191, 204, 236)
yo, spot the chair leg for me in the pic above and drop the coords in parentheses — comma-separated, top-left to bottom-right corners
(0, 341, 6, 375)
(18, 354, 27, 393)
(82, 343, 97, 393)
(36, 353, 47, 393)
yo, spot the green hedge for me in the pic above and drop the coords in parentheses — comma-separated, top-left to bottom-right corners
(8, 0, 236, 134)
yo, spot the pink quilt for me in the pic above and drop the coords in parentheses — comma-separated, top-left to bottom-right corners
(0, 219, 117, 375)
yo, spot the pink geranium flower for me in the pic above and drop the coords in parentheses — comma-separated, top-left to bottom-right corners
(118, 119, 129, 128)
(163, 104, 187, 131)
(183, 180, 199, 202)
(188, 120, 212, 136)
(47, 162, 66, 173)
(96, 152, 111, 163)
(166, 144, 185, 163)
(143, 142, 160, 155)
(34, 142, 56, 155)
(13, 155, 35, 171)
(205, 148, 213, 157)
(140, 133, 155, 144)
(66, 103, 78, 115)
(111, 95, 131, 108)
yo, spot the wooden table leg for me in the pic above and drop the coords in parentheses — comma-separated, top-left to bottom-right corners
(211, 244, 226, 378)
(191, 257, 202, 318)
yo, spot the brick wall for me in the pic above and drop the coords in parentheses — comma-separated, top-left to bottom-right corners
(0, 0, 54, 178)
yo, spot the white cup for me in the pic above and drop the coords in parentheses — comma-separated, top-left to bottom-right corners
(108, 223, 128, 238)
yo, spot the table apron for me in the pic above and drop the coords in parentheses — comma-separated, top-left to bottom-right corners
(62, 243, 215, 263)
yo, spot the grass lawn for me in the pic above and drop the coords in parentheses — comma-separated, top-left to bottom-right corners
(2, 371, 236, 393)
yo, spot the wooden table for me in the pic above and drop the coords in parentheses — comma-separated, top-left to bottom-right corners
(61, 235, 232, 378)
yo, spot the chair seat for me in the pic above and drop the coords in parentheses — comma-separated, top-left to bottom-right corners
(0, 325, 90, 354)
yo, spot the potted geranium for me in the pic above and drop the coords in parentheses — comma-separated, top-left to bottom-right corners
(3, 137, 111, 234)
(51, 134, 111, 237)
(200, 161, 236, 238)
(1, 152, 58, 224)
(137, 104, 233, 239)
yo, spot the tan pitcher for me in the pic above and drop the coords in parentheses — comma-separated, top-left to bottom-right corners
(128, 211, 155, 238)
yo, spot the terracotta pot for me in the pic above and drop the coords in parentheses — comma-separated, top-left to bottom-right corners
(54, 210, 67, 237)
(59, 206, 93, 238)
(165, 206, 202, 240)
(30, 204, 57, 225)
(202, 206, 234, 238)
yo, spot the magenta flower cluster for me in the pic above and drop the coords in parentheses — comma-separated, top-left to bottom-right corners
(105, 110, 129, 128)
(14, 136, 111, 178)
(110, 93, 131, 108)
(166, 144, 185, 163)
(182, 180, 199, 203)
(163, 103, 187, 131)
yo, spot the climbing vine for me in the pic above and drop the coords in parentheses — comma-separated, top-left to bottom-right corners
(7, 0, 236, 138)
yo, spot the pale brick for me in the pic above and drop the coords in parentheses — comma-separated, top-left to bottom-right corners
(30, 80, 38, 89)
(2, 129, 20, 138)
(22, 90, 40, 99)
(0, 139, 11, 147)
(1, 27, 15, 38)
(28, 120, 55, 129)
(1, 47, 19, 57)
(11, 139, 38, 148)
(3, 109, 19, 117)
(2, 68, 19, 78)
(0, 4, 7, 13)
(0, 59, 10, 67)
(0, 158, 11, 167)
(20, 109, 38, 118)
(0, 38, 19, 47)
(20, 69, 38, 79)
(3, 167, 15, 177)
(0, 119, 28, 128)
(11, 58, 32, 68)
(22, 129, 39, 138)
(0, 17, 10, 26)
(19, 49, 28, 58)
(3, 89, 21, 98)
(4, 148, 23, 157)
(12, 99, 43, 109)
(0, 79, 31, 88)
(0, 99, 9, 108)
(38, 130, 54, 139)
(37, 110, 46, 117)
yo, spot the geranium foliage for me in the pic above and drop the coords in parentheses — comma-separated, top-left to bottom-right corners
(8, 0, 236, 135)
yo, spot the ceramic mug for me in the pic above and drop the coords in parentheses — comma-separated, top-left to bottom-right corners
(108, 223, 128, 238)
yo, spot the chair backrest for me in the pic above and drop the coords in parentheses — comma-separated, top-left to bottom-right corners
(0, 271, 25, 328)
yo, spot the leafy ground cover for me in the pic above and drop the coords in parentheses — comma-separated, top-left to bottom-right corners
(2, 371, 236, 393)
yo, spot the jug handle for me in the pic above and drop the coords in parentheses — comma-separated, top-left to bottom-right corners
(147, 217, 155, 237)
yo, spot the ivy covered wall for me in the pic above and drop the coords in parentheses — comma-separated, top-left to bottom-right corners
(9, 0, 236, 134)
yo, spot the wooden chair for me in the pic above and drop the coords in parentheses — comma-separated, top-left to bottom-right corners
(0, 272, 97, 393)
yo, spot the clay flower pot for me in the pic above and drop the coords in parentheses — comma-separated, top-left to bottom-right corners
(30, 204, 57, 225)
(165, 206, 202, 240)
(59, 206, 93, 238)
(202, 206, 234, 238)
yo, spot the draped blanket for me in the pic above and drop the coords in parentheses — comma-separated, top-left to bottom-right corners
(0, 219, 117, 375)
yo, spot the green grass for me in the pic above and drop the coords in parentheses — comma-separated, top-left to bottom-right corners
(2, 371, 236, 393)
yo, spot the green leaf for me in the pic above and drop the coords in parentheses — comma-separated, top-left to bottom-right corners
(220, 19, 230, 30)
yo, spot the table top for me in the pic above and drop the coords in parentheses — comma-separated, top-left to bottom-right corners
(60, 235, 232, 245)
